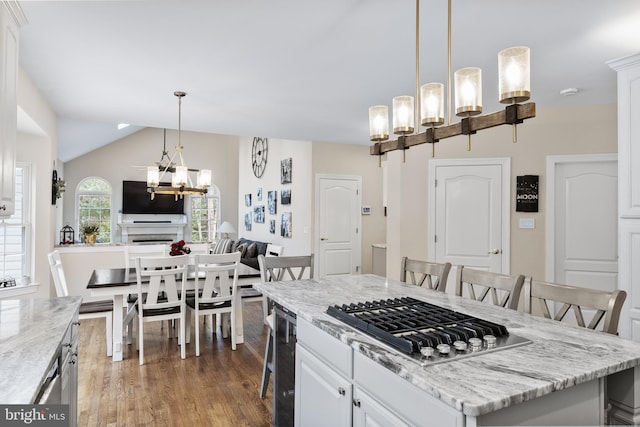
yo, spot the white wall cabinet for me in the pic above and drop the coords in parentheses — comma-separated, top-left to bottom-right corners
(0, 3, 21, 217)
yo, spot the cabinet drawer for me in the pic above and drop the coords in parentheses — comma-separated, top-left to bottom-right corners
(298, 318, 352, 378)
(354, 352, 463, 427)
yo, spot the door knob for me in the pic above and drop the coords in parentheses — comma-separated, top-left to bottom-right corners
(320, 237, 327, 241)
(488, 249, 501, 254)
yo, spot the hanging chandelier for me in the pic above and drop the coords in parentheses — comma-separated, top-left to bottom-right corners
(146, 91, 212, 199)
(369, 0, 535, 160)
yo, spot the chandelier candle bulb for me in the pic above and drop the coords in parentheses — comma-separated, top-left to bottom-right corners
(172, 166, 188, 187)
(455, 67, 482, 117)
(368, 105, 390, 142)
(197, 169, 212, 188)
(420, 83, 445, 127)
(393, 96, 415, 134)
(146, 166, 159, 187)
(498, 46, 531, 104)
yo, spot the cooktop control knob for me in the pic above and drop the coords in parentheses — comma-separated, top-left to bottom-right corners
(468, 337, 483, 351)
(420, 347, 435, 358)
(436, 343, 451, 356)
(484, 335, 497, 349)
(453, 340, 468, 352)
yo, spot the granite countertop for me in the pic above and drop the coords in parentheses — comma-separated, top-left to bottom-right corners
(256, 274, 640, 417)
(0, 297, 82, 404)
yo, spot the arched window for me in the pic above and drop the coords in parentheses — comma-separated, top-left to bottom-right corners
(76, 177, 112, 243)
(190, 184, 220, 242)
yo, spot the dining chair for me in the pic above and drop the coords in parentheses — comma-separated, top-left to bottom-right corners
(259, 253, 314, 399)
(400, 257, 451, 292)
(240, 243, 284, 322)
(524, 278, 627, 335)
(134, 254, 188, 365)
(186, 252, 241, 356)
(455, 265, 525, 310)
(123, 244, 167, 338)
(48, 250, 113, 356)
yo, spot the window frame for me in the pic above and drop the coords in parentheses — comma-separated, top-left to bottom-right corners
(189, 184, 220, 243)
(0, 163, 31, 282)
(75, 176, 113, 243)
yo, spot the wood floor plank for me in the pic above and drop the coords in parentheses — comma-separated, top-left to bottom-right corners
(78, 301, 272, 426)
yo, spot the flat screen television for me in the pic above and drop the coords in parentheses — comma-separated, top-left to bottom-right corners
(122, 180, 184, 215)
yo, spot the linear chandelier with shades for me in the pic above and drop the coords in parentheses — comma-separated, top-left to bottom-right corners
(369, 0, 536, 160)
(146, 91, 212, 200)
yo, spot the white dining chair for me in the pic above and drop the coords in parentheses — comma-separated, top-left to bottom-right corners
(186, 252, 241, 356)
(134, 254, 188, 365)
(48, 250, 113, 356)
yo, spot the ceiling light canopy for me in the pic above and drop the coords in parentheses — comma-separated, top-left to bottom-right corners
(369, 0, 535, 159)
(146, 91, 212, 199)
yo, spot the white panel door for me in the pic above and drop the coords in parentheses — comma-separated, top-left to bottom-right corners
(551, 157, 618, 292)
(430, 159, 510, 276)
(315, 175, 361, 277)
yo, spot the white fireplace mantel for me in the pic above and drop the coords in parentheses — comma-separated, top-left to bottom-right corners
(117, 213, 186, 243)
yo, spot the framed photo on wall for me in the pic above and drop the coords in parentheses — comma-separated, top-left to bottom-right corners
(281, 212, 292, 238)
(254, 205, 265, 223)
(281, 189, 291, 205)
(268, 190, 277, 214)
(257, 187, 263, 201)
(244, 212, 252, 231)
(269, 219, 276, 234)
(281, 157, 292, 184)
(245, 193, 252, 207)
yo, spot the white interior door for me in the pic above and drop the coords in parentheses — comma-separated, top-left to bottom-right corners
(428, 158, 511, 284)
(547, 154, 618, 304)
(315, 175, 361, 277)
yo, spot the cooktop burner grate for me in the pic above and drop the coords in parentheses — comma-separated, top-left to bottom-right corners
(327, 297, 530, 365)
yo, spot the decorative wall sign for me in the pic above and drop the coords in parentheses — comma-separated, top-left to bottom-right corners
(281, 157, 292, 184)
(268, 190, 277, 214)
(269, 219, 276, 234)
(281, 189, 291, 205)
(245, 193, 252, 207)
(516, 175, 539, 212)
(254, 205, 265, 223)
(281, 212, 292, 238)
(244, 212, 252, 231)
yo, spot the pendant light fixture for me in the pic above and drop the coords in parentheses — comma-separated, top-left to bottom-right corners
(146, 91, 212, 200)
(369, 0, 535, 160)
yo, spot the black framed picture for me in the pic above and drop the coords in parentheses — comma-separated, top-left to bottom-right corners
(254, 205, 265, 223)
(245, 193, 252, 207)
(268, 190, 277, 214)
(244, 212, 252, 231)
(257, 187, 263, 201)
(281, 157, 292, 184)
(516, 175, 539, 212)
(281, 189, 291, 205)
(281, 212, 292, 238)
(269, 219, 276, 234)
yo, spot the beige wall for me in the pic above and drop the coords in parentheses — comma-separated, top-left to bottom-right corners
(312, 141, 386, 274)
(62, 127, 240, 243)
(16, 66, 58, 298)
(385, 103, 618, 281)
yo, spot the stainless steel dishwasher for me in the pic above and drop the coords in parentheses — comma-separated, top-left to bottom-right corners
(273, 303, 297, 427)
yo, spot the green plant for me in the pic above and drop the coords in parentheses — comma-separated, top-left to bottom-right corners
(81, 223, 100, 235)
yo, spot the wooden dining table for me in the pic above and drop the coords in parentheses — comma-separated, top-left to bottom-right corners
(87, 267, 246, 361)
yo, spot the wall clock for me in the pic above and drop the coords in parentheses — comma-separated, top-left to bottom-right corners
(252, 137, 268, 178)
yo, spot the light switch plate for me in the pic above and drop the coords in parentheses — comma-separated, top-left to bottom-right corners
(519, 218, 535, 229)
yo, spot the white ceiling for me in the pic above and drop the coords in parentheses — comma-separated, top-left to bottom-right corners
(16, 0, 640, 162)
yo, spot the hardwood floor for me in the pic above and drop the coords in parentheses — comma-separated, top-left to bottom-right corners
(77, 301, 272, 426)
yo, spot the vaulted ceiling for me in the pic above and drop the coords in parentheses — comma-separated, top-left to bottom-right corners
(17, 0, 640, 162)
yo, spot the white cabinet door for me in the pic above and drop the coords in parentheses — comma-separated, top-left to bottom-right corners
(295, 344, 352, 427)
(353, 388, 411, 427)
(0, 5, 19, 217)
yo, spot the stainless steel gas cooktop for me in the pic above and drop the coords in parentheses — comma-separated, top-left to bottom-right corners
(327, 297, 531, 365)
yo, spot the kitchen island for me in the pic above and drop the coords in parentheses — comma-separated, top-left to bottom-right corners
(256, 274, 640, 426)
(0, 297, 81, 406)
